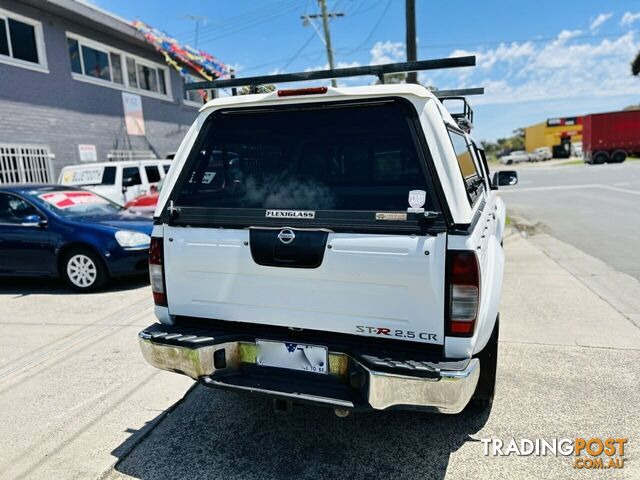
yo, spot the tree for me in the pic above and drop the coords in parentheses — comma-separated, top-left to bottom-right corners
(510, 128, 525, 150)
(633, 51, 640, 76)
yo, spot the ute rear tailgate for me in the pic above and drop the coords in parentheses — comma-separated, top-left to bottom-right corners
(163, 227, 446, 345)
(159, 97, 450, 345)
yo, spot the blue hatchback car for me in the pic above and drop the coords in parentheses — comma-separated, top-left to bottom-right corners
(0, 185, 152, 291)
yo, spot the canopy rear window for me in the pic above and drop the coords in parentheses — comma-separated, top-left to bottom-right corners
(168, 99, 444, 233)
(181, 100, 437, 206)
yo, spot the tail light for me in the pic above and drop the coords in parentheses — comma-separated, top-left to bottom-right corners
(149, 237, 167, 306)
(447, 251, 480, 337)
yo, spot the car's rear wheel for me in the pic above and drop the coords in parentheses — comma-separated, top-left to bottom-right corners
(469, 316, 499, 411)
(611, 150, 627, 163)
(62, 248, 108, 292)
(593, 151, 608, 164)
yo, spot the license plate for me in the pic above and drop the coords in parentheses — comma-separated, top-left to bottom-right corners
(256, 340, 328, 374)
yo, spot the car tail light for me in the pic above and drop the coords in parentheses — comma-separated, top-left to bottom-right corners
(149, 237, 167, 306)
(447, 251, 480, 337)
(277, 87, 328, 97)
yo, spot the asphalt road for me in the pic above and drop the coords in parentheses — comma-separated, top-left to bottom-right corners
(498, 161, 640, 280)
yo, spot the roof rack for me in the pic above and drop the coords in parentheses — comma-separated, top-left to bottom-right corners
(184, 56, 476, 91)
(435, 89, 484, 132)
(433, 87, 484, 98)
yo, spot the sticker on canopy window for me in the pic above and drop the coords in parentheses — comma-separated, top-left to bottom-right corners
(408, 190, 426, 208)
(408, 190, 426, 213)
(202, 171, 217, 184)
(39, 191, 109, 209)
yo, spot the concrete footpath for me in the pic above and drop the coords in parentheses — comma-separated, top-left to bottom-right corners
(0, 280, 193, 480)
(102, 230, 640, 480)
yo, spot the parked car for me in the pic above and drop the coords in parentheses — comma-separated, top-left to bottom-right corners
(0, 185, 152, 291)
(499, 150, 530, 164)
(124, 179, 162, 215)
(58, 160, 172, 206)
(532, 146, 552, 161)
(138, 61, 518, 416)
(582, 110, 640, 164)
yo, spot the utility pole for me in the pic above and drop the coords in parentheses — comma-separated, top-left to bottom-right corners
(301, 1, 344, 87)
(405, 0, 418, 84)
(319, 0, 336, 87)
(182, 15, 207, 49)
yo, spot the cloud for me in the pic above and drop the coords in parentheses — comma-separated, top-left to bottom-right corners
(450, 42, 536, 71)
(590, 13, 612, 31)
(621, 12, 640, 27)
(369, 41, 405, 65)
(413, 28, 640, 107)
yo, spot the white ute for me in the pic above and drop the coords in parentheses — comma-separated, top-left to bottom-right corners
(139, 58, 518, 415)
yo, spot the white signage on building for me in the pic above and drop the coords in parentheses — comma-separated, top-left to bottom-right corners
(78, 144, 97, 162)
(122, 92, 145, 136)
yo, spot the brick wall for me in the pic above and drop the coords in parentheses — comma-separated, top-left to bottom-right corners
(0, 0, 202, 176)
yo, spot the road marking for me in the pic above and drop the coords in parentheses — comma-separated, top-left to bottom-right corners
(500, 184, 600, 193)
(500, 184, 640, 195)
(598, 185, 640, 196)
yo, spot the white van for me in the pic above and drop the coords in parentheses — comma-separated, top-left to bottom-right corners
(58, 160, 172, 205)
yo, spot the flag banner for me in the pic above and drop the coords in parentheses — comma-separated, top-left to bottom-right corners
(132, 20, 230, 81)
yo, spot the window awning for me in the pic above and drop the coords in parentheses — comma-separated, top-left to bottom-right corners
(132, 20, 229, 81)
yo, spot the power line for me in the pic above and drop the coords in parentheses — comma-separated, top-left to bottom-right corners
(173, 0, 298, 41)
(195, 3, 303, 45)
(181, 15, 207, 48)
(281, 32, 318, 71)
(342, 0, 392, 55)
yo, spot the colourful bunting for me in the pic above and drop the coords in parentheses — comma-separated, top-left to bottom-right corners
(132, 20, 229, 83)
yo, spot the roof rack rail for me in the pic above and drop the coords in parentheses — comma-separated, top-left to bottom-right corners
(433, 87, 484, 98)
(184, 56, 476, 91)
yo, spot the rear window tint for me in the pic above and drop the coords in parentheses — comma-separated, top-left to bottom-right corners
(101, 166, 116, 185)
(174, 101, 432, 212)
(449, 129, 483, 204)
(123, 167, 142, 186)
(145, 165, 161, 183)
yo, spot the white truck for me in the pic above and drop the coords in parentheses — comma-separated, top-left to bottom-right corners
(139, 58, 518, 415)
(58, 159, 172, 205)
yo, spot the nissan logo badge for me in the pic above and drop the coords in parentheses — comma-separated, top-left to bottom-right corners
(277, 229, 295, 245)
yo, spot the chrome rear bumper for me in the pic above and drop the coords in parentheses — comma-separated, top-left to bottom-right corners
(139, 326, 479, 414)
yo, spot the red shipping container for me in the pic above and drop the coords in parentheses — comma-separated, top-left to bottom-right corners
(583, 110, 640, 163)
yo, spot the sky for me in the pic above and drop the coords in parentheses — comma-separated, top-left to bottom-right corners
(89, 0, 640, 142)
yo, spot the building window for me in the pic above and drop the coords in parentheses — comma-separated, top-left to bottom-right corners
(145, 165, 161, 183)
(0, 9, 47, 72)
(110, 52, 123, 84)
(126, 57, 137, 88)
(183, 74, 210, 106)
(81, 44, 111, 81)
(0, 144, 54, 185)
(68, 38, 81, 73)
(66, 32, 170, 100)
